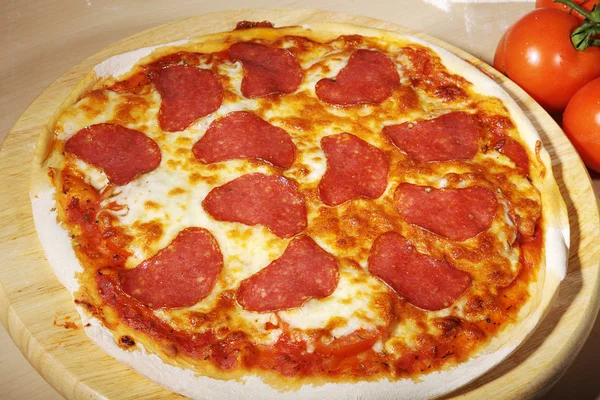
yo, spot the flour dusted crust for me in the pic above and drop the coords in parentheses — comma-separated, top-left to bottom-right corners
(30, 22, 569, 399)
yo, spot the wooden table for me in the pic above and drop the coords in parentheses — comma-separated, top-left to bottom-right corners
(1, 1, 598, 399)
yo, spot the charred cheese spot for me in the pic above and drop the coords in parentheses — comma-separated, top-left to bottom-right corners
(176, 136, 194, 146)
(175, 148, 191, 158)
(226, 226, 254, 242)
(131, 220, 164, 249)
(144, 200, 160, 210)
(112, 95, 151, 125)
(166, 159, 183, 170)
(168, 187, 186, 196)
(79, 90, 110, 118)
(118, 335, 136, 350)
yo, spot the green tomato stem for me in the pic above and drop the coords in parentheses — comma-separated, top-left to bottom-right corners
(553, 0, 600, 50)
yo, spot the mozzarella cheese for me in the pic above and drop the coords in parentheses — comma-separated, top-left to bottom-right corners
(279, 264, 391, 339)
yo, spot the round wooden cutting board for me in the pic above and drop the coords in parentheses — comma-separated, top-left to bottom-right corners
(1, 8, 599, 400)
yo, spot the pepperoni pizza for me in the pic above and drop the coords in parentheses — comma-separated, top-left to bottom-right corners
(30, 21, 568, 399)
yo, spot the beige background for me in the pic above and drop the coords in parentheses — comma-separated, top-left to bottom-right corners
(1, 0, 598, 399)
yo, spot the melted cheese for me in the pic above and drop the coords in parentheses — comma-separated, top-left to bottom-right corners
(279, 264, 391, 339)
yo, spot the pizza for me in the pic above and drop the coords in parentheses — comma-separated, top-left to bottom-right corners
(30, 20, 569, 399)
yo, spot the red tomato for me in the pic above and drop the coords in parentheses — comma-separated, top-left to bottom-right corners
(493, 9, 600, 114)
(493, 29, 509, 75)
(535, 0, 599, 22)
(562, 77, 600, 172)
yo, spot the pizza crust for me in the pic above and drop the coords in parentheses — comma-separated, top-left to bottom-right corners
(30, 22, 569, 399)
(93, 40, 189, 79)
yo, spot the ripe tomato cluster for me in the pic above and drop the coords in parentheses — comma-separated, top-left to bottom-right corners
(493, 0, 600, 172)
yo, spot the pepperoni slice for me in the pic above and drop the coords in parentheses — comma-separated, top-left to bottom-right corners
(318, 133, 389, 206)
(202, 173, 307, 238)
(120, 227, 223, 309)
(227, 42, 303, 98)
(236, 235, 339, 312)
(65, 123, 161, 186)
(192, 111, 296, 169)
(315, 49, 399, 105)
(493, 136, 530, 171)
(154, 65, 223, 132)
(394, 183, 498, 241)
(368, 232, 472, 310)
(383, 112, 480, 162)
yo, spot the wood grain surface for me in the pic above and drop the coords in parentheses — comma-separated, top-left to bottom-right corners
(1, 8, 599, 400)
